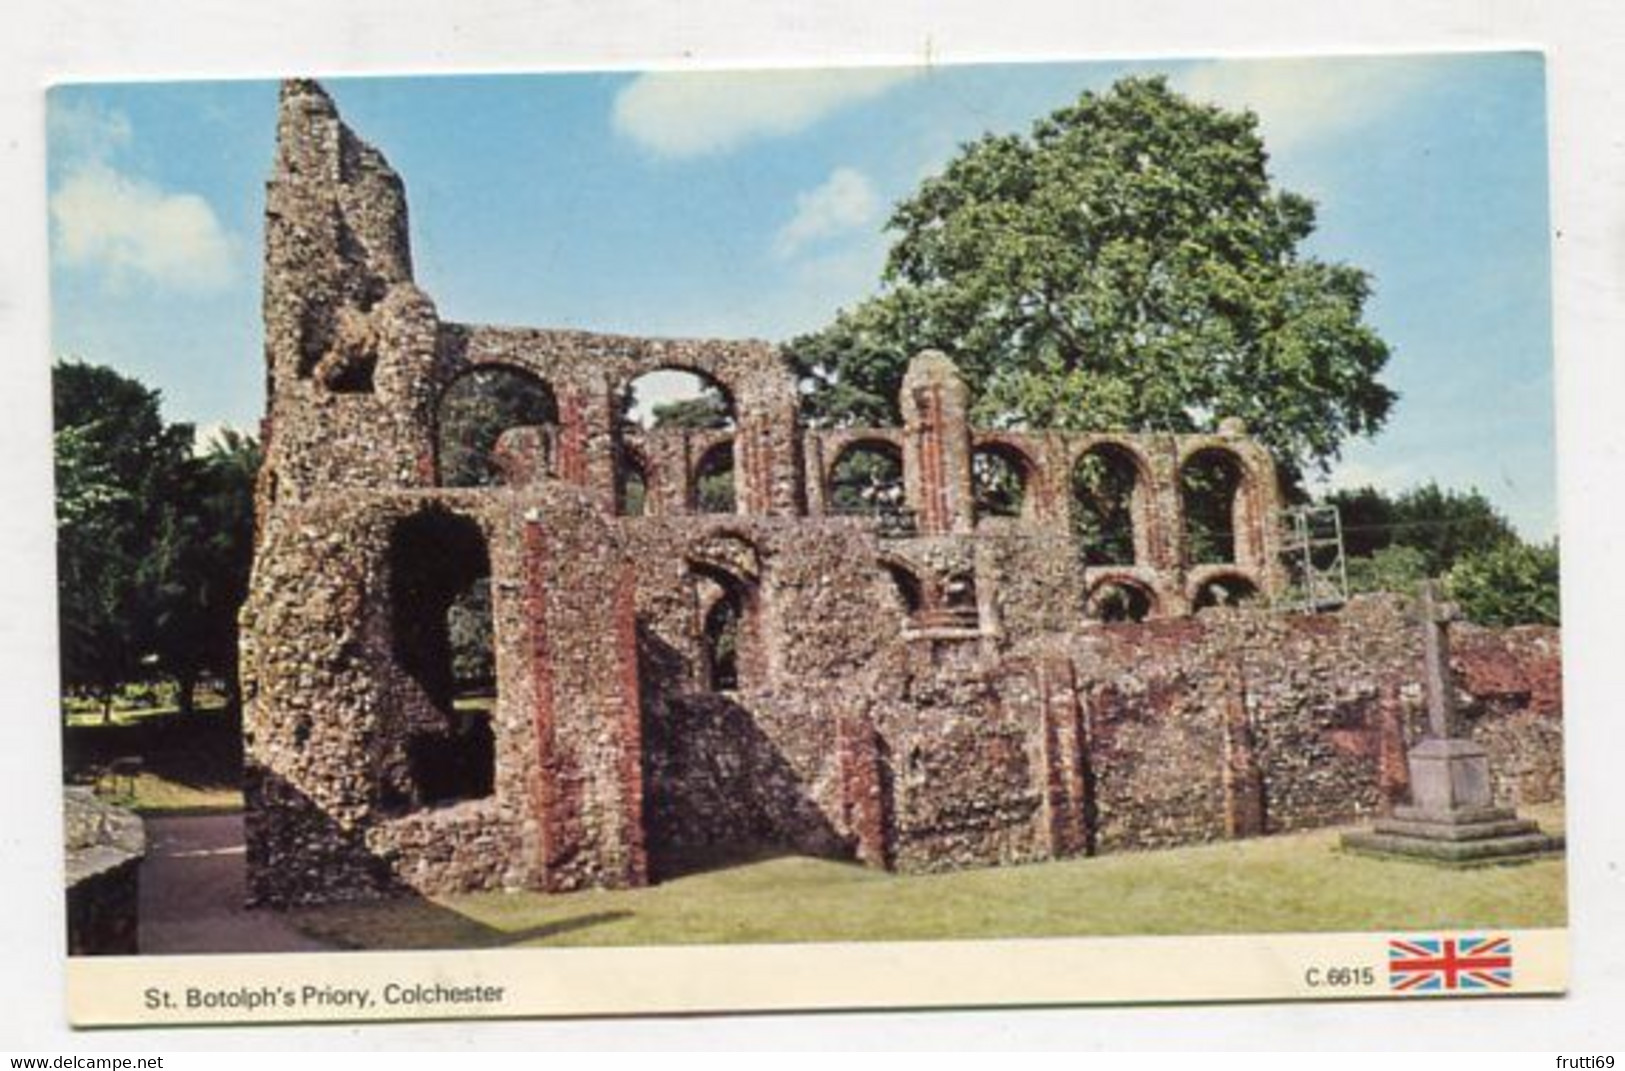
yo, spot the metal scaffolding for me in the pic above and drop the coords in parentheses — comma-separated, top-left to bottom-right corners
(1278, 504, 1350, 612)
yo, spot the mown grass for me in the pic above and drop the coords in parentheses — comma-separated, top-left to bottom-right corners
(288, 802, 1567, 951)
(63, 706, 244, 815)
(92, 771, 244, 814)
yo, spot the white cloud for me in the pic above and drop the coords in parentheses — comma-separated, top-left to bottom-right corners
(1176, 57, 1438, 151)
(613, 68, 916, 157)
(773, 167, 880, 258)
(51, 161, 238, 293)
(47, 98, 133, 164)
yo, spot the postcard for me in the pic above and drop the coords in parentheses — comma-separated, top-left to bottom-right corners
(50, 52, 1565, 1026)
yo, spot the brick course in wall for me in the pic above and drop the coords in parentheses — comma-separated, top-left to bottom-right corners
(243, 80, 1563, 905)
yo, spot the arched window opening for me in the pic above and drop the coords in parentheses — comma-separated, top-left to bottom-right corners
(1073, 445, 1142, 566)
(880, 561, 924, 619)
(828, 441, 905, 516)
(692, 441, 736, 515)
(691, 556, 757, 693)
(1182, 448, 1247, 565)
(972, 444, 1032, 520)
(1087, 579, 1155, 624)
(386, 510, 496, 809)
(621, 369, 736, 432)
(436, 366, 558, 487)
(701, 587, 742, 692)
(621, 369, 738, 515)
(618, 450, 650, 517)
(1193, 574, 1260, 612)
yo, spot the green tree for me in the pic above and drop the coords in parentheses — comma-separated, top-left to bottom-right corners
(53, 361, 194, 719)
(1344, 544, 1429, 597)
(1449, 540, 1560, 627)
(1390, 483, 1518, 577)
(151, 428, 262, 716)
(649, 393, 731, 431)
(1324, 482, 1518, 577)
(55, 360, 262, 720)
(787, 76, 1394, 483)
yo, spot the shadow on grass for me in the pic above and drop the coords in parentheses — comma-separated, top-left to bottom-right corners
(62, 708, 243, 794)
(292, 906, 636, 952)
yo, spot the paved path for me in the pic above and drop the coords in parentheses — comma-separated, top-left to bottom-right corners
(139, 813, 332, 954)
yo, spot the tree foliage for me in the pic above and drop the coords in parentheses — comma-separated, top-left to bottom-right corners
(1448, 540, 1560, 628)
(438, 367, 558, 487)
(649, 393, 731, 432)
(54, 360, 259, 719)
(1323, 482, 1518, 577)
(787, 76, 1395, 482)
(1320, 481, 1557, 626)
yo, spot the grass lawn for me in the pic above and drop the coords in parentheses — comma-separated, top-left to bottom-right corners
(92, 771, 243, 814)
(288, 802, 1567, 950)
(63, 693, 230, 729)
(63, 706, 245, 815)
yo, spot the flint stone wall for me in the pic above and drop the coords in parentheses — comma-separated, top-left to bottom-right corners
(244, 79, 1564, 905)
(64, 788, 145, 955)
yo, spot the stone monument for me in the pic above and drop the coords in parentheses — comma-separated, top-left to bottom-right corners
(1341, 581, 1562, 865)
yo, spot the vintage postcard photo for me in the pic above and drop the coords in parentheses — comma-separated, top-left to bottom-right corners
(51, 52, 1564, 1025)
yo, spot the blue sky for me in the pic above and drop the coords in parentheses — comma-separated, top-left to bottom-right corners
(47, 52, 1557, 538)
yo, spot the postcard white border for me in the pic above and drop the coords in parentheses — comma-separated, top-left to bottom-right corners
(68, 929, 1568, 1027)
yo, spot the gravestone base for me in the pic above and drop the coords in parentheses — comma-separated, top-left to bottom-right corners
(1340, 739, 1563, 867)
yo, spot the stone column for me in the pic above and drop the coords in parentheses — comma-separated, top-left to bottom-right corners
(1037, 656, 1093, 858)
(1220, 666, 1266, 838)
(900, 350, 974, 535)
(837, 714, 892, 870)
(1405, 580, 1493, 810)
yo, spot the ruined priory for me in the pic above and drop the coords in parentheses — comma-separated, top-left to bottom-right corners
(242, 80, 1561, 904)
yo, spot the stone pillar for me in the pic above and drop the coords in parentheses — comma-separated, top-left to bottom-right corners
(1340, 580, 1559, 864)
(1037, 656, 1093, 858)
(837, 714, 892, 869)
(553, 380, 615, 510)
(1220, 667, 1266, 838)
(521, 512, 648, 892)
(803, 435, 829, 516)
(733, 358, 803, 516)
(1376, 682, 1411, 812)
(900, 350, 974, 535)
(1145, 437, 1183, 573)
(1406, 580, 1494, 810)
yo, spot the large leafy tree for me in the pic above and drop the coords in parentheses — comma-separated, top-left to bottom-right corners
(54, 360, 260, 719)
(150, 428, 262, 716)
(788, 76, 1395, 482)
(55, 361, 197, 718)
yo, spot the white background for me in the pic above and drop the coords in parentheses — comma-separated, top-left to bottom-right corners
(3, 0, 1622, 1050)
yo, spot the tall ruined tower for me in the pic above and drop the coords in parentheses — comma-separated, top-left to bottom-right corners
(258, 78, 442, 513)
(243, 81, 648, 905)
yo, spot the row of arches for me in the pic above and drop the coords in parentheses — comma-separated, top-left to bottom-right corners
(1085, 571, 1261, 623)
(429, 362, 1265, 571)
(821, 436, 1257, 569)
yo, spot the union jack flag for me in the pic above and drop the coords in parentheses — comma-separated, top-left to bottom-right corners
(1389, 935, 1513, 992)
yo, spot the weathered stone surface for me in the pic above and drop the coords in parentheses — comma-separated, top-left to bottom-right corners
(244, 80, 1565, 904)
(63, 788, 145, 955)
